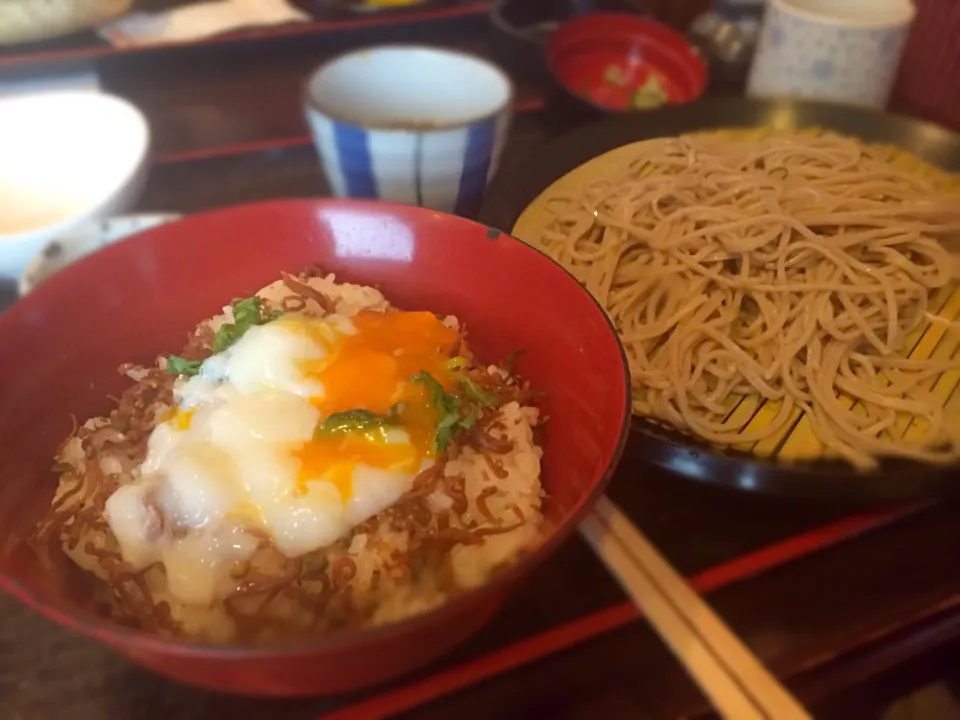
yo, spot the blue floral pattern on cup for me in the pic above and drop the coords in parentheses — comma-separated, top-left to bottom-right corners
(769, 24, 786, 47)
(811, 58, 834, 80)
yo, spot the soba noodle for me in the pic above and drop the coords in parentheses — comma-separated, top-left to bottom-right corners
(535, 131, 960, 470)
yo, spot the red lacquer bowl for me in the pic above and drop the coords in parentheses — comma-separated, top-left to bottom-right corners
(547, 12, 708, 113)
(0, 199, 630, 696)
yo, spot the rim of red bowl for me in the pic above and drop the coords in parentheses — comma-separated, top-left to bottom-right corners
(545, 12, 708, 110)
(0, 199, 633, 660)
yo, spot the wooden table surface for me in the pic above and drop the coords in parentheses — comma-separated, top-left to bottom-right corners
(2, 7, 960, 720)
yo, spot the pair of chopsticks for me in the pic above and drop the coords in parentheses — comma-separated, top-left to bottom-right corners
(580, 495, 812, 720)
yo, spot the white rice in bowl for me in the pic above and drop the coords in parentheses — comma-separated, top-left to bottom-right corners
(33, 268, 545, 644)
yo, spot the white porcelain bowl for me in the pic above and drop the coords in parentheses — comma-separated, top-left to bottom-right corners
(18, 213, 180, 296)
(304, 46, 513, 217)
(0, 91, 150, 280)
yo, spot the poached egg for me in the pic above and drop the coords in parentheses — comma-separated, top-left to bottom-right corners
(105, 307, 459, 605)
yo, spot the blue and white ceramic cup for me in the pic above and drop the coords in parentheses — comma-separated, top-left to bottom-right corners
(304, 46, 513, 217)
(747, 0, 915, 110)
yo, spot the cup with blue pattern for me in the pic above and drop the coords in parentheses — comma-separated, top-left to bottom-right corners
(747, 0, 916, 110)
(304, 46, 514, 218)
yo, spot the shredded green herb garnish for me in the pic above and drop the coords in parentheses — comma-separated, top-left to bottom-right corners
(309, 366, 512, 453)
(212, 296, 277, 353)
(166, 295, 279, 376)
(412, 371, 458, 411)
(459, 376, 498, 407)
(314, 407, 401, 439)
(165, 356, 203, 376)
(411, 370, 501, 451)
(411, 371, 468, 451)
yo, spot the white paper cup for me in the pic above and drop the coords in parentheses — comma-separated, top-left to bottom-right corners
(747, 0, 916, 109)
(304, 46, 513, 217)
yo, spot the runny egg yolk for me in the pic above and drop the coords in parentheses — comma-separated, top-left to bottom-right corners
(173, 408, 194, 430)
(161, 407, 195, 430)
(296, 310, 459, 499)
(306, 310, 459, 415)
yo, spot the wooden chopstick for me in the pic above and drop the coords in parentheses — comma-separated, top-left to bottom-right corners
(579, 495, 812, 720)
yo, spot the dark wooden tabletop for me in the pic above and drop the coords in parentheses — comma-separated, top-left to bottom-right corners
(2, 5, 960, 720)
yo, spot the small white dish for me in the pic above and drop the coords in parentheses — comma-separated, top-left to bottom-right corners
(18, 213, 180, 296)
(0, 91, 150, 281)
(304, 45, 514, 217)
(98, 0, 309, 48)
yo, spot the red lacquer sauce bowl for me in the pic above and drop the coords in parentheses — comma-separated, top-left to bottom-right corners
(0, 199, 630, 696)
(547, 12, 708, 113)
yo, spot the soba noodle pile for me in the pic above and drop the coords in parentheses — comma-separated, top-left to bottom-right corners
(536, 131, 960, 470)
